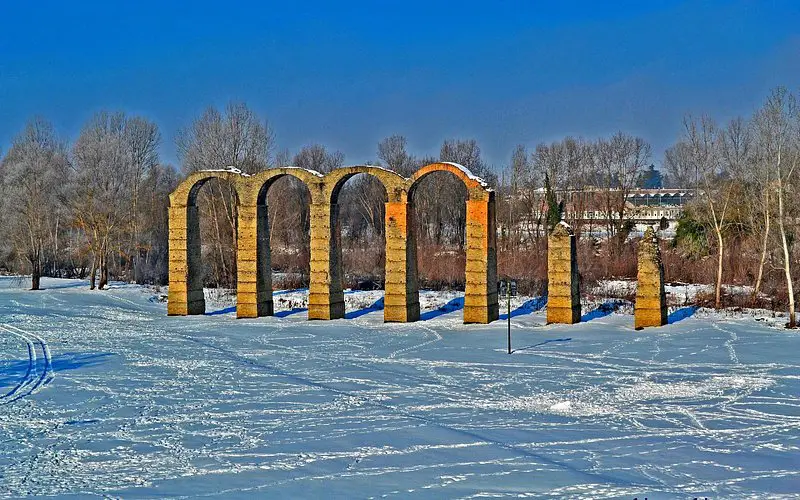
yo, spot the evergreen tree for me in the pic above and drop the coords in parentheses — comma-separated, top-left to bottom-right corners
(545, 173, 562, 232)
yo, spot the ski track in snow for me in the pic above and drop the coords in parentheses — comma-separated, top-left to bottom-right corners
(0, 324, 53, 405)
(0, 277, 799, 498)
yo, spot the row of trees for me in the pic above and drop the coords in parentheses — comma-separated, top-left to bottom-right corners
(664, 88, 799, 326)
(0, 113, 176, 290)
(0, 102, 498, 292)
(0, 88, 797, 326)
(495, 87, 799, 327)
(504, 132, 653, 245)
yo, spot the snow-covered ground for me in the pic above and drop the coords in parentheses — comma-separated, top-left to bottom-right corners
(1, 277, 799, 498)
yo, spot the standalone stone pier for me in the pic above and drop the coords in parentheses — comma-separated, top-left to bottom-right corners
(168, 162, 498, 324)
(635, 227, 668, 329)
(547, 222, 581, 324)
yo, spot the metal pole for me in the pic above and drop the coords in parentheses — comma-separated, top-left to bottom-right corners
(507, 283, 512, 354)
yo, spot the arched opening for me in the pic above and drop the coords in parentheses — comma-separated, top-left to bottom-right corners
(195, 178, 239, 291)
(332, 172, 387, 316)
(408, 163, 498, 324)
(242, 172, 314, 318)
(168, 172, 242, 316)
(410, 171, 468, 290)
(263, 174, 313, 290)
(310, 166, 415, 322)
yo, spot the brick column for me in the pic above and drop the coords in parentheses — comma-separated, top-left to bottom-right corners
(464, 189, 499, 324)
(308, 201, 345, 320)
(547, 222, 581, 324)
(237, 204, 273, 318)
(168, 205, 205, 315)
(635, 227, 667, 329)
(384, 201, 420, 322)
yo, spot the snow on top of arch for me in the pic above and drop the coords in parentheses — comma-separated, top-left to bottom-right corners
(198, 166, 327, 178)
(278, 166, 325, 178)
(440, 162, 490, 189)
(199, 166, 251, 177)
(353, 164, 403, 176)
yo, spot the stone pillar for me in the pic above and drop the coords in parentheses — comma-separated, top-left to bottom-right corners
(168, 205, 205, 315)
(236, 204, 273, 318)
(547, 222, 581, 324)
(464, 189, 499, 324)
(635, 227, 667, 329)
(308, 201, 345, 320)
(384, 201, 420, 322)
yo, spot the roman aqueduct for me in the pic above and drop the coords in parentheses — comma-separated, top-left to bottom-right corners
(168, 162, 500, 324)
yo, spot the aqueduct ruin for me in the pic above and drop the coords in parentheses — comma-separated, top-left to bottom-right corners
(167, 163, 499, 324)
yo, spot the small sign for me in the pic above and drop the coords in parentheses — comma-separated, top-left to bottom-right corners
(499, 278, 517, 355)
(499, 280, 517, 297)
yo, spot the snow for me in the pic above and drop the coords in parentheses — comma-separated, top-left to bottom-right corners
(274, 165, 325, 178)
(198, 166, 326, 178)
(439, 162, 491, 189)
(1, 277, 800, 498)
(200, 166, 250, 176)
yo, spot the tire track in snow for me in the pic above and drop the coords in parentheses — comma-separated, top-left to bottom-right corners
(0, 325, 35, 401)
(0, 323, 54, 404)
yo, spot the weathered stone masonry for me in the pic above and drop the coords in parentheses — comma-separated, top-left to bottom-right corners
(546, 222, 581, 324)
(635, 227, 668, 329)
(168, 163, 499, 324)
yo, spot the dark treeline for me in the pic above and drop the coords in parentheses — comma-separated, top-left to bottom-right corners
(1, 87, 798, 324)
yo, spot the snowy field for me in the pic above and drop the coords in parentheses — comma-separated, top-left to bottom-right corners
(1, 277, 799, 498)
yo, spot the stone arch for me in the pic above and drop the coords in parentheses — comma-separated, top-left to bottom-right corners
(169, 170, 247, 208)
(324, 166, 408, 204)
(406, 163, 499, 324)
(235, 167, 324, 318)
(167, 169, 247, 316)
(406, 162, 487, 197)
(316, 166, 418, 321)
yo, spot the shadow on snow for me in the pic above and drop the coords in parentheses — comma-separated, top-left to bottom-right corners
(581, 300, 627, 322)
(499, 296, 547, 320)
(206, 306, 236, 316)
(512, 337, 572, 353)
(345, 297, 384, 319)
(668, 305, 698, 324)
(420, 297, 464, 321)
(274, 308, 308, 318)
(0, 352, 114, 388)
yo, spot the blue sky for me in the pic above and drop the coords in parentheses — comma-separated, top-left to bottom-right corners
(1, 0, 798, 169)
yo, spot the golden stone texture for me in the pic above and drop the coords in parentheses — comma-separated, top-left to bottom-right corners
(635, 227, 668, 329)
(547, 222, 581, 324)
(168, 163, 498, 324)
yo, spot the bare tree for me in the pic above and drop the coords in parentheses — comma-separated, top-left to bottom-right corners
(123, 117, 161, 281)
(593, 132, 651, 244)
(754, 87, 799, 327)
(504, 144, 528, 248)
(177, 102, 275, 174)
(70, 111, 130, 289)
(377, 135, 417, 176)
(680, 115, 736, 309)
(0, 118, 69, 289)
(176, 102, 275, 288)
(292, 144, 344, 173)
(663, 141, 697, 188)
(440, 138, 497, 185)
